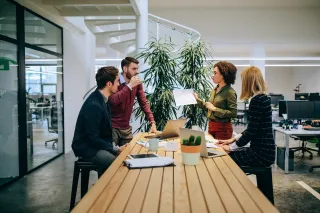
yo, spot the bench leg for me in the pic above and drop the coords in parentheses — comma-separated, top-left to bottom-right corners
(70, 164, 80, 211)
(256, 170, 274, 204)
(81, 169, 90, 198)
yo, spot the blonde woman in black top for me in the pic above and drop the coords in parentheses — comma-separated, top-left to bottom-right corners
(217, 66, 275, 167)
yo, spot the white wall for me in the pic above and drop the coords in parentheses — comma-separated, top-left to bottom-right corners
(292, 67, 320, 94)
(150, 7, 320, 56)
(63, 18, 96, 153)
(235, 66, 320, 102)
(265, 67, 295, 100)
(230, 66, 296, 101)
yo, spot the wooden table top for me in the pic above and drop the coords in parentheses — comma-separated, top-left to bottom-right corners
(72, 133, 279, 213)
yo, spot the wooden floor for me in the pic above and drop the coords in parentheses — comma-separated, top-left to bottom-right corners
(72, 133, 279, 213)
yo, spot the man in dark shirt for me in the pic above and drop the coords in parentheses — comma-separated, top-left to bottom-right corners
(109, 57, 157, 146)
(72, 66, 127, 177)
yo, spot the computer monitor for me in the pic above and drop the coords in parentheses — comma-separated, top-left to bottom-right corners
(295, 93, 309, 100)
(270, 95, 284, 106)
(286, 101, 314, 119)
(314, 102, 320, 119)
(309, 93, 320, 101)
(278, 100, 287, 117)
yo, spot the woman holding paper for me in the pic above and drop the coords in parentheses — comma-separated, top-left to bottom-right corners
(194, 61, 237, 140)
(217, 66, 275, 167)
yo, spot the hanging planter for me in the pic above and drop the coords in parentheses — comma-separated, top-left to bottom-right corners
(181, 135, 201, 165)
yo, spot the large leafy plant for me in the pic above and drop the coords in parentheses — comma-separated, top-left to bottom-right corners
(133, 38, 179, 132)
(177, 40, 213, 130)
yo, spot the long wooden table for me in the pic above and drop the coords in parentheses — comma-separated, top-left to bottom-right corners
(72, 133, 279, 213)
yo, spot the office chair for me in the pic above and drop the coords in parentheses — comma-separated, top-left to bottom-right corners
(309, 165, 320, 172)
(45, 118, 58, 148)
(233, 102, 247, 125)
(45, 103, 58, 148)
(309, 141, 320, 172)
(234, 112, 245, 125)
(290, 137, 319, 160)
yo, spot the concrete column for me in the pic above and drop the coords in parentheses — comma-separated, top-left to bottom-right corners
(136, 0, 148, 75)
(132, 1, 149, 133)
(136, 0, 148, 53)
(250, 45, 265, 79)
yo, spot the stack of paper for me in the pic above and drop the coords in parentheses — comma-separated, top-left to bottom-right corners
(124, 157, 174, 169)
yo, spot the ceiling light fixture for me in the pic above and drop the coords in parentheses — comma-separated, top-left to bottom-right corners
(25, 59, 63, 62)
(26, 71, 63, 75)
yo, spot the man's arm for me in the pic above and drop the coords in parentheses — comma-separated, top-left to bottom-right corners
(83, 104, 118, 155)
(136, 84, 154, 123)
(109, 76, 141, 106)
(109, 86, 131, 106)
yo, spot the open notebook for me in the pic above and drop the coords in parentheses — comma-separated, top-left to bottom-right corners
(124, 157, 174, 169)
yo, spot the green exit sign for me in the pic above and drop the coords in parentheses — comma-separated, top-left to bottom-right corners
(0, 57, 17, 71)
(0, 60, 9, 71)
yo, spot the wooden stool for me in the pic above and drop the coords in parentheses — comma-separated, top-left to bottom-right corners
(69, 158, 98, 211)
(241, 166, 274, 204)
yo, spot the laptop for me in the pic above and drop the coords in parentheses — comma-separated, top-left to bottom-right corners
(179, 128, 226, 158)
(144, 119, 187, 139)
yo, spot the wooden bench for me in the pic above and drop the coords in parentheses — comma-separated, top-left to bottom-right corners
(71, 133, 279, 213)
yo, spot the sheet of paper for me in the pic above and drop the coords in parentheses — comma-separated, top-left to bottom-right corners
(205, 135, 219, 143)
(124, 157, 174, 168)
(173, 89, 197, 106)
(205, 135, 219, 148)
(206, 143, 219, 148)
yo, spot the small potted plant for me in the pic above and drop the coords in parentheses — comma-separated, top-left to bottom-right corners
(181, 135, 202, 165)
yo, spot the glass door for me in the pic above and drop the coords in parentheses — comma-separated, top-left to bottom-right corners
(0, 0, 64, 185)
(0, 0, 19, 187)
(0, 40, 19, 187)
(25, 48, 63, 170)
(24, 9, 64, 171)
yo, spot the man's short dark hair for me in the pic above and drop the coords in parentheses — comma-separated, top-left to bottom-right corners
(121, 57, 139, 71)
(96, 66, 119, 89)
(214, 61, 237, 85)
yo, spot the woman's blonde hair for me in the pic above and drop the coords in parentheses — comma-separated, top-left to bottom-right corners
(240, 66, 268, 100)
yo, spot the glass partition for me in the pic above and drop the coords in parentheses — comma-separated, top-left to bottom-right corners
(25, 11, 62, 54)
(0, 0, 64, 186)
(0, 40, 19, 187)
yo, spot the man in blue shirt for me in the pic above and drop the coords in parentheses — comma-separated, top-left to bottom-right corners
(72, 66, 127, 177)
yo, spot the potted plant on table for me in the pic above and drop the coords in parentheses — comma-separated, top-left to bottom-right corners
(181, 135, 202, 165)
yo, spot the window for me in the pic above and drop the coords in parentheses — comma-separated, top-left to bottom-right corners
(24, 11, 62, 54)
(0, 1, 17, 39)
(43, 84, 56, 94)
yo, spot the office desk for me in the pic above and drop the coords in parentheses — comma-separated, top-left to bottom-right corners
(29, 106, 51, 121)
(273, 126, 320, 174)
(72, 133, 278, 213)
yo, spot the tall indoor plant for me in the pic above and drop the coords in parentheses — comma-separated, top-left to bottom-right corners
(134, 38, 179, 132)
(177, 40, 213, 130)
